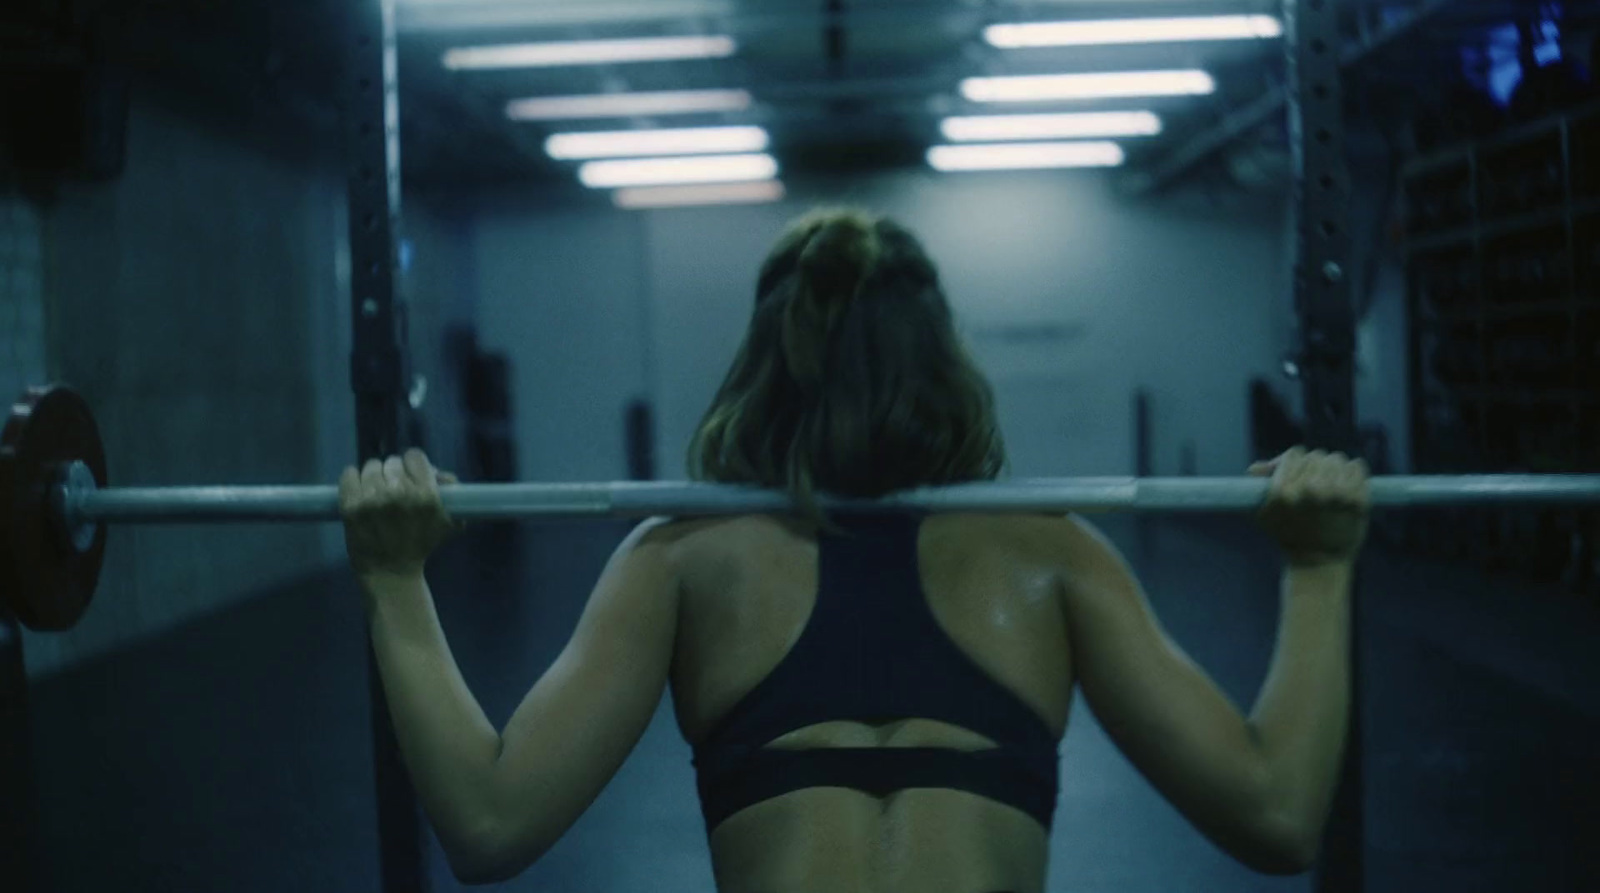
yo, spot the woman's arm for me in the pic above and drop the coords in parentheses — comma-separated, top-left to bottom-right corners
(1054, 519, 1334, 874)
(1052, 449, 1366, 874)
(343, 453, 681, 884)
(363, 572, 506, 874)
(1251, 561, 1353, 854)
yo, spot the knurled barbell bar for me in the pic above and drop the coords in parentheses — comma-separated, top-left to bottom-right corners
(6, 384, 1600, 632)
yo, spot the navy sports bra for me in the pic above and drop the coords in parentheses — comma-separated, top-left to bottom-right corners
(690, 511, 1061, 833)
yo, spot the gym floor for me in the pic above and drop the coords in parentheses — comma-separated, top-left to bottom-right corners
(26, 515, 1600, 892)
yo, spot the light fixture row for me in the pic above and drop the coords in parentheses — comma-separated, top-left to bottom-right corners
(546, 110, 1162, 162)
(454, 14, 1272, 206)
(507, 70, 1212, 124)
(564, 120, 1149, 194)
(579, 137, 1131, 208)
(554, 109, 1159, 207)
(446, 15, 1281, 71)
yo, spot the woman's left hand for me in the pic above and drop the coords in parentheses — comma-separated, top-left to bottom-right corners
(339, 449, 463, 580)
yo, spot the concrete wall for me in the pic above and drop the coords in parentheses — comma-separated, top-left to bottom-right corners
(0, 195, 47, 430)
(469, 170, 1300, 489)
(18, 93, 341, 677)
(10, 80, 476, 678)
(16, 89, 478, 678)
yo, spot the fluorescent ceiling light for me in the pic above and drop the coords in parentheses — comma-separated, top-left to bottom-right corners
(444, 35, 737, 70)
(578, 153, 780, 188)
(941, 111, 1161, 142)
(927, 141, 1126, 172)
(506, 90, 753, 122)
(961, 70, 1214, 103)
(614, 181, 787, 210)
(986, 15, 1282, 48)
(547, 126, 769, 160)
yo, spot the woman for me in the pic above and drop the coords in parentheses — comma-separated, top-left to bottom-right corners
(340, 209, 1369, 893)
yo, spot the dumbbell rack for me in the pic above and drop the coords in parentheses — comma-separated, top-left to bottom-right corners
(1403, 98, 1600, 585)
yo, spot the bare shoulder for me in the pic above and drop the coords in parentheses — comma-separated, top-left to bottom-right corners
(639, 513, 784, 543)
(935, 512, 1130, 587)
(628, 514, 782, 569)
(930, 511, 1103, 555)
(638, 510, 1119, 571)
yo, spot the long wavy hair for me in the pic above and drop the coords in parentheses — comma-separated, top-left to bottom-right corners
(687, 208, 1006, 529)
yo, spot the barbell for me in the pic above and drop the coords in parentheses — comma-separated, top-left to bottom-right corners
(6, 384, 1600, 633)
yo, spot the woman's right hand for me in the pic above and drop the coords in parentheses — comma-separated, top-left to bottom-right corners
(1248, 447, 1371, 569)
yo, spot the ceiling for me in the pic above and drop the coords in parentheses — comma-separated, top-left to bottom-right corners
(5, 0, 1599, 193)
(393, 0, 1600, 192)
(395, 0, 1295, 188)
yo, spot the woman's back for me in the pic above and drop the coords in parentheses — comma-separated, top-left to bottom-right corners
(668, 512, 1078, 893)
(338, 206, 1361, 890)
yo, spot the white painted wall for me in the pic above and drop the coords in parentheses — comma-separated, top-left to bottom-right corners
(468, 169, 1303, 488)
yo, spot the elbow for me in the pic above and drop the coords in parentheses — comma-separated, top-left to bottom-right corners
(1242, 839, 1318, 876)
(447, 850, 525, 886)
(449, 855, 516, 887)
(452, 866, 521, 887)
(445, 844, 513, 886)
(1239, 809, 1320, 876)
(443, 823, 539, 886)
(450, 862, 506, 887)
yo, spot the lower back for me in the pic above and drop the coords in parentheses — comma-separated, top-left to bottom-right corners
(708, 783, 1050, 893)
